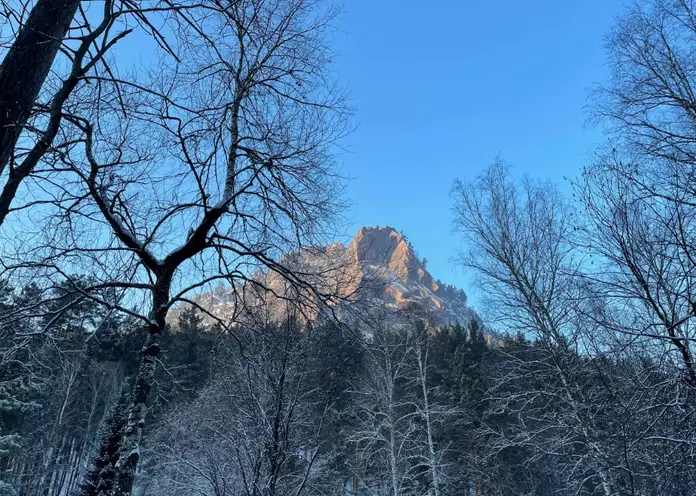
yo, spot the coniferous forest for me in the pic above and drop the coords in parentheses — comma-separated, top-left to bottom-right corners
(3, 1, 696, 495)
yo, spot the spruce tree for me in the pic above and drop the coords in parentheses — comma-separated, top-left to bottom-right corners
(80, 381, 131, 496)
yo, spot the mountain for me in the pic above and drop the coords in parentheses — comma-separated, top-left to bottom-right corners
(179, 226, 475, 327)
(337, 226, 472, 324)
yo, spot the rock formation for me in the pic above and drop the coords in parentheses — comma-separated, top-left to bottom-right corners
(176, 226, 474, 327)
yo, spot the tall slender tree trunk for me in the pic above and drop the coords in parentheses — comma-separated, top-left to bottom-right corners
(387, 375, 399, 496)
(0, 0, 81, 174)
(416, 345, 440, 496)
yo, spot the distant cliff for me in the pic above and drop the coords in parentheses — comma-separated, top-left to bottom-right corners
(177, 226, 475, 327)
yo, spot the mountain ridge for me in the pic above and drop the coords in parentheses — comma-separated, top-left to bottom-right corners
(178, 226, 474, 327)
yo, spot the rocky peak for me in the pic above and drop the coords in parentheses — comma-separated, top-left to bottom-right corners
(350, 226, 406, 265)
(348, 226, 438, 293)
(176, 226, 474, 327)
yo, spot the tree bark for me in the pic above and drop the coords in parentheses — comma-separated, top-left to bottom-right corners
(416, 345, 440, 496)
(110, 279, 171, 495)
(0, 0, 81, 174)
(112, 331, 160, 495)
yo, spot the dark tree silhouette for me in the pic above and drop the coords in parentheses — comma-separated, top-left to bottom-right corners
(0, 0, 81, 173)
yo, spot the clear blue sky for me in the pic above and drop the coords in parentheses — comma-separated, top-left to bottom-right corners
(332, 0, 625, 301)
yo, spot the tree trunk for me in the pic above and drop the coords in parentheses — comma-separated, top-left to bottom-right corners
(112, 331, 161, 495)
(0, 0, 81, 174)
(108, 282, 170, 495)
(416, 345, 440, 496)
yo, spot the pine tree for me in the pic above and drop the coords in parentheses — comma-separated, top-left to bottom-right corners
(163, 306, 211, 401)
(80, 381, 131, 496)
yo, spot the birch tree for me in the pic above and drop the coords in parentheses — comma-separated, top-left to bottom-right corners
(404, 312, 454, 496)
(349, 326, 420, 496)
(588, 0, 696, 389)
(578, 0, 696, 488)
(452, 161, 623, 495)
(348, 318, 452, 496)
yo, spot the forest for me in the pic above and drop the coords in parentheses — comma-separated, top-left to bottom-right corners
(2, 0, 696, 495)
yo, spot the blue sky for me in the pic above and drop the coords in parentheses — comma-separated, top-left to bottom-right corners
(332, 0, 625, 301)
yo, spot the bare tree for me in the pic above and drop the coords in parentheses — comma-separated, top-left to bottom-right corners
(410, 329, 450, 496)
(579, 155, 696, 388)
(587, 0, 696, 388)
(142, 318, 332, 496)
(403, 308, 455, 496)
(595, 0, 696, 168)
(578, 0, 696, 487)
(349, 325, 421, 496)
(0, 0, 183, 227)
(348, 316, 452, 496)
(4, 0, 351, 493)
(452, 161, 622, 495)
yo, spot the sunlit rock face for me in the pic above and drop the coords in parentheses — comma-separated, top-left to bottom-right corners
(174, 226, 474, 327)
(345, 226, 470, 324)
